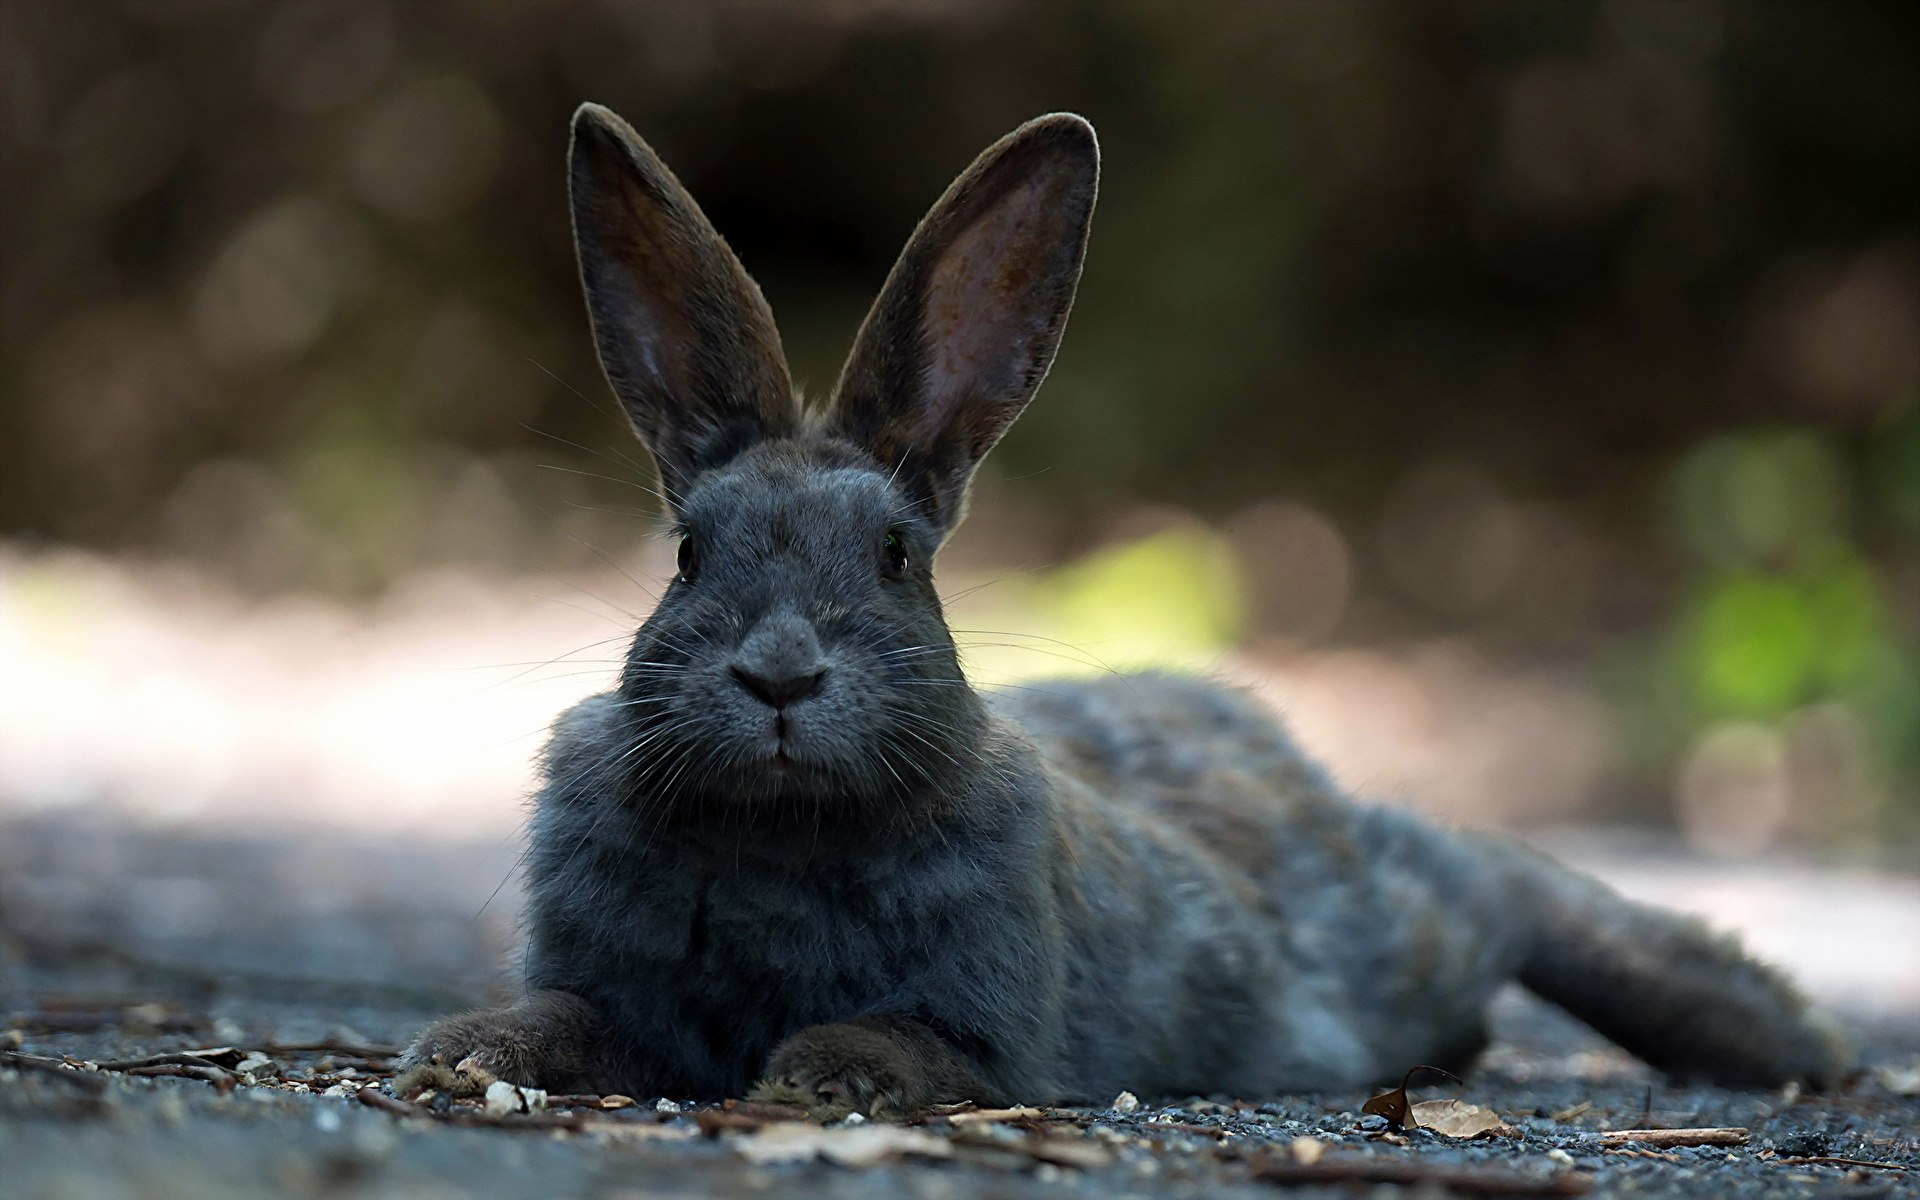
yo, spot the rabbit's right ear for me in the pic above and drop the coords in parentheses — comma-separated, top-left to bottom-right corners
(823, 114, 1098, 543)
(569, 104, 797, 507)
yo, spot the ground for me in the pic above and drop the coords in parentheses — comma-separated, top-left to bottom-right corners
(2, 812, 1916, 1199)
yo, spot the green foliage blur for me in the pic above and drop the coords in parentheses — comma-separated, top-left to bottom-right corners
(2, 0, 1918, 841)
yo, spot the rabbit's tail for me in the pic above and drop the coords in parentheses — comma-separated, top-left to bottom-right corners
(1491, 840, 1848, 1088)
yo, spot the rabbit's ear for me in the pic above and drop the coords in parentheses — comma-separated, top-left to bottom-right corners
(570, 103, 797, 506)
(824, 114, 1098, 540)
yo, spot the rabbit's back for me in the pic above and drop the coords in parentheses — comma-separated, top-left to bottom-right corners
(993, 673, 1527, 1088)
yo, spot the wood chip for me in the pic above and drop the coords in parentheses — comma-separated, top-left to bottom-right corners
(1022, 1134, 1113, 1169)
(721, 1098, 809, 1122)
(946, 1105, 1046, 1126)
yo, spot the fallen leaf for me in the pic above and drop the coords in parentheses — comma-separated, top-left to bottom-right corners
(1550, 1101, 1591, 1123)
(734, 1122, 954, 1166)
(1410, 1099, 1516, 1139)
(1361, 1065, 1461, 1132)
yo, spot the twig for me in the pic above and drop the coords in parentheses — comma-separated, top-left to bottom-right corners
(1142, 1119, 1238, 1139)
(0, 1050, 109, 1092)
(356, 1087, 420, 1116)
(546, 1093, 630, 1110)
(94, 1050, 241, 1072)
(1254, 1159, 1591, 1196)
(122, 1063, 238, 1091)
(5, 1009, 203, 1034)
(1594, 1128, 1747, 1148)
(1603, 1148, 1682, 1162)
(1772, 1156, 1909, 1172)
(264, 1039, 402, 1060)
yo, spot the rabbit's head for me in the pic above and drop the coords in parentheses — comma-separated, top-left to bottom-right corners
(568, 104, 1097, 823)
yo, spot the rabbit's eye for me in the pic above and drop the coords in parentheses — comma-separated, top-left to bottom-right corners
(676, 533, 699, 584)
(881, 531, 910, 580)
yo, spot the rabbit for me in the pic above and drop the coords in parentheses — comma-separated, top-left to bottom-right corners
(398, 104, 1847, 1119)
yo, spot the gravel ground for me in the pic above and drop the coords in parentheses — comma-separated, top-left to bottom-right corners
(3, 812, 1917, 1199)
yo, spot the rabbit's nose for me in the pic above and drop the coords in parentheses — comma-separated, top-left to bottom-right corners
(730, 611, 827, 710)
(731, 663, 826, 710)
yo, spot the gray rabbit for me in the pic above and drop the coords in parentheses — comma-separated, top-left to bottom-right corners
(400, 105, 1845, 1118)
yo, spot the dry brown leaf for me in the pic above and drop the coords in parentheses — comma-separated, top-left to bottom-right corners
(1410, 1099, 1516, 1139)
(1361, 1065, 1462, 1132)
(733, 1122, 954, 1166)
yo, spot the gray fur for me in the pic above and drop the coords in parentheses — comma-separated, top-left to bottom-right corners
(400, 106, 1847, 1112)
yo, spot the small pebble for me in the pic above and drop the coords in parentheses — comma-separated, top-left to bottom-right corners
(1111, 1090, 1140, 1114)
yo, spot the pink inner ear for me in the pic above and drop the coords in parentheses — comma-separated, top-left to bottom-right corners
(919, 173, 1059, 439)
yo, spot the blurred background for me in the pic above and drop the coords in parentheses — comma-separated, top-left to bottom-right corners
(3, 1, 1918, 1011)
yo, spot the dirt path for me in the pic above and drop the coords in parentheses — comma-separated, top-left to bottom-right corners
(3, 813, 1916, 1199)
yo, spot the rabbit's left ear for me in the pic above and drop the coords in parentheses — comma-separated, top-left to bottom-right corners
(824, 114, 1098, 541)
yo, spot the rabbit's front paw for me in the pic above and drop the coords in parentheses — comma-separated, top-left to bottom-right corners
(395, 989, 603, 1094)
(397, 1010, 542, 1091)
(749, 1022, 941, 1121)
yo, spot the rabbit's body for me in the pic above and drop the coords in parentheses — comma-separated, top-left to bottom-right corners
(520, 672, 1510, 1103)
(400, 105, 1845, 1114)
